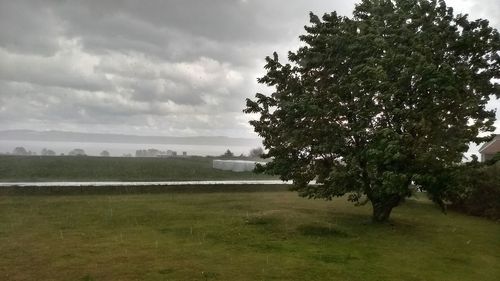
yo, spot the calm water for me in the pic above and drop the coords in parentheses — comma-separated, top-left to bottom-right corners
(0, 140, 257, 157)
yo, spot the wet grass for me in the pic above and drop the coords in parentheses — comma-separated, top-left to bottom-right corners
(0, 190, 499, 280)
(0, 155, 275, 182)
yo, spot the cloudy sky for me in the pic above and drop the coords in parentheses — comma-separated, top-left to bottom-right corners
(0, 0, 499, 138)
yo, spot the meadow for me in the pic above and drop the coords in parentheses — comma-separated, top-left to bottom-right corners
(0, 188, 498, 281)
(0, 155, 275, 182)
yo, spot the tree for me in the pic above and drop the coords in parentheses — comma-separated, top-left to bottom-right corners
(485, 152, 500, 165)
(100, 150, 110, 157)
(443, 158, 500, 220)
(249, 147, 264, 158)
(136, 148, 162, 157)
(12, 147, 28, 156)
(222, 149, 234, 157)
(41, 148, 56, 156)
(68, 149, 86, 156)
(244, 0, 500, 222)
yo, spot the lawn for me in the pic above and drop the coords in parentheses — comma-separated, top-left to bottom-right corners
(0, 155, 275, 182)
(0, 188, 498, 281)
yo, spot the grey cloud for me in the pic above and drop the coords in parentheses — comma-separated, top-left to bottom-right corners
(55, 0, 354, 43)
(0, 0, 498, 138)
(96, 53, 249, 108)
(0, 1, 63, 56)
(0, 47, 112, 92)
(128, 79, 205, 106)
(0, 80, 254, 137)
(470, 0, 500, 27)
(446, 0, 500, 27)
(51, 0, 356, 65)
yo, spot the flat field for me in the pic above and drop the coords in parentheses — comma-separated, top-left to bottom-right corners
(0, 155, 275, 182)
(0, 188, 498, 281)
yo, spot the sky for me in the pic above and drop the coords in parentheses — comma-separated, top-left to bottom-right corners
(0, 0, 499, 139)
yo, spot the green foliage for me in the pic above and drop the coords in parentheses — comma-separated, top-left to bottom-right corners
(248, 147, 264, 158)
(484, 151, 500, 165)
(444, 161, 500, 220)
(222, 149, 234, 157)
(245, 0, 500, 222)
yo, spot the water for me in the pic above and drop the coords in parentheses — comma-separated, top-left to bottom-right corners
(0, 140, 256, 157)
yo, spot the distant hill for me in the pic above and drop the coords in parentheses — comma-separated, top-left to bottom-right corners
(0, 130, 262, 147)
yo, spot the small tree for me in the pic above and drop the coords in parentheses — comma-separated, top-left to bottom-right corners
(41, 148, 56, 156)
(12, 147, 28, 156)
(245, 0, 500, 222)
(68, 149, 86, 156)
(222, 149, 234, 157)
(100, 150, 110, 157)
(249, 147, 264, 158)
(444, 158, 500, 220)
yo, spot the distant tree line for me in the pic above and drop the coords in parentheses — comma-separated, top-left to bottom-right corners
(135, 149, 177, 157)
(41, 148, 56, 156)
(68, 149, 86, 156)
(8, 147, 88, 156)
(6, 146, 265, 158)
(219, 147, 265, 159)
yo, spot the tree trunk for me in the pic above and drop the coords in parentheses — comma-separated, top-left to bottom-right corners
(372, 202, 394, 222)
(371, 195, 401, 223)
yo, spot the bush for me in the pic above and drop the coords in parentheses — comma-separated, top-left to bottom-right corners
(447, 161, 500, 220)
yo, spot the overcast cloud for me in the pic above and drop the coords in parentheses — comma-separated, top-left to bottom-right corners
(0, 0, 499, 138)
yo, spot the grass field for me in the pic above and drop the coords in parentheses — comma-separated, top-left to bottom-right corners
(0, 155, 275, 182)
(0, 188, 498, 281)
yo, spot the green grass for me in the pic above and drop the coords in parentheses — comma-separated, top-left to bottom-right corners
(0, 189, 498, 281)
(0, 155, 275, 182)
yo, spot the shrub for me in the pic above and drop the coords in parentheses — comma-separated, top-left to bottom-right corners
(447, 161, 500, 220)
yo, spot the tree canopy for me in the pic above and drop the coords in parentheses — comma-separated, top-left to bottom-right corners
(12, 147, 29, 156)
(244, 0, 500, 222)
(222, 149, 234, 157)
(68, 149, 86, 156)
(41, 148, 56, 156)
(249, 147, 264, 158)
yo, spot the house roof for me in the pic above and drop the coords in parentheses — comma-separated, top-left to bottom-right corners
(479, 134, 500, 154)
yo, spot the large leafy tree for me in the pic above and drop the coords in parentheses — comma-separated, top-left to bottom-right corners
(244, 0, 500, 222)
